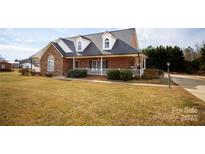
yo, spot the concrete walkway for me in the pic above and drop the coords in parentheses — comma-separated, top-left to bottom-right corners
(171, 74, 205, 102)
(54, 76, 172, 88)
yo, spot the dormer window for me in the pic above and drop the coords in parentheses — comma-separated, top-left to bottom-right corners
(75, 36, 91, 52)
(104, 38, 110, 49)
(78, 42, 82, 51)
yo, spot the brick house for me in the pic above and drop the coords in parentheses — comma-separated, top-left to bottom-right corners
(0, 61, 12, 71)
(31, 28, 147, 76)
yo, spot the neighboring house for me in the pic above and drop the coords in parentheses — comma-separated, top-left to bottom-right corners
(31, 28, 147, 76)
(20, 58, 40, 72)
(0, 61, 12, 71)
(21, 62, 32, 68)
(9, 61, 20, 69)
(20, 62, 40, 72)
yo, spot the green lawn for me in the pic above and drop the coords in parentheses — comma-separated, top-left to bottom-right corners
(0, 71, 205, 125)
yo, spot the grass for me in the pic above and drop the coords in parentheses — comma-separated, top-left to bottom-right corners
(0, 71, 205, 126)
(77, 75, 175, 85)
(129, 78, 176, 85)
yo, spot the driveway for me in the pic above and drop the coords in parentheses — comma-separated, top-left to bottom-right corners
(171, 74, 205, 102)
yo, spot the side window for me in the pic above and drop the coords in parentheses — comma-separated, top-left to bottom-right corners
(47, 55, 54, 72)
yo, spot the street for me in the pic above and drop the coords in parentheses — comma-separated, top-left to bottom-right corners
(171, 74, 205, 102)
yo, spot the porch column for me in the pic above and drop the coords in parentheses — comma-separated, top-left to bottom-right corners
(100, 57, 103, 75)
(138, 53, 141, 78)
(73, 58, 75, 69)
(144, 58, 146, 69)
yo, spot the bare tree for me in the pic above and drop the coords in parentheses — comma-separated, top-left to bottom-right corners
(183, 46, 198, 62)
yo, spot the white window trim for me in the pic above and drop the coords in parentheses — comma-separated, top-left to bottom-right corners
(75, 36, 91, 52)
(78, 42, 82, 51)
(47, 55, 54, 72)
(104, 38, 110, 49)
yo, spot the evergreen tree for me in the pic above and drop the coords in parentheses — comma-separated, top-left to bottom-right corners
(142, 45, 185, 72)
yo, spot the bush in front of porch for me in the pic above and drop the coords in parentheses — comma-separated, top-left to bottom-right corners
(67, 69, 87, 78)
(107, 69, 133, 81)
(119, 69, 133, 81)
(107, 70, 120, 80)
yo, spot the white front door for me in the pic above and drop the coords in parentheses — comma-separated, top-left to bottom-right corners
(92, 60, 100, 72)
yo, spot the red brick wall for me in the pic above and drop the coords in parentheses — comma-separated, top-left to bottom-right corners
(77, 58, 97, 68)
(63, 58, 72, 75)
(40, 45, 64, 76)
(130, 30, 139, 49)
(106, 57, 135, 69)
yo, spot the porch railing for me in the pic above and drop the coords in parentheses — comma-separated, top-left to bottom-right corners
(78, 68, 145, 76)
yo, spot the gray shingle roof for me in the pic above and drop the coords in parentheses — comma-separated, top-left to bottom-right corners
(51, 42, 67, 56)
(33, 28, 139, 58)
(64, 28, 139, 57)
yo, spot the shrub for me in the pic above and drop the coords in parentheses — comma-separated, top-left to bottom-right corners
(120, 69, 133, 81)
(107, 70, 120, 80)
(68, 69, 87, 78)
(200, 64, 205, 71)
(143, 68, 163, 80)
(19, 68, 30, 76)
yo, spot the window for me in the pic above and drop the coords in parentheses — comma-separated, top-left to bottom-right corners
(47, 55, 54, 72)
(91, 60, 108, 70)
(104, 38, 109, 49)
(103, 60, 108, 68)
(75, 60, 80, 68)
(1, 64, 5, 69)
(78, 42, 82, 51)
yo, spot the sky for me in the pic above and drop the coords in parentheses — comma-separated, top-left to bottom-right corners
(0, 28, 205, 61)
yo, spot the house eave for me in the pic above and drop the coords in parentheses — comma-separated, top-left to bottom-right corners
(65, 53, 147, 59)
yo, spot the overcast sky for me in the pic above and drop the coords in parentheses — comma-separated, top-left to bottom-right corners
(0, 28, 205, 61)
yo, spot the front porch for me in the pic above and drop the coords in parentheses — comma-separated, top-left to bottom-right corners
(69, 54, 147, 76)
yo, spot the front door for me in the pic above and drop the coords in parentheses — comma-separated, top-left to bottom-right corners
(92, 60, 100, 72)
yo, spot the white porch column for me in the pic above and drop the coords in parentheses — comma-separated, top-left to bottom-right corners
(100, 57, 103, 75)
(144, 58, 146, 69)
(73, 58, 75, 69)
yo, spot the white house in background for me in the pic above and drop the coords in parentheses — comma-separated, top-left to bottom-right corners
(8, 61, 20, 69)
(21, 62, 40, 72)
